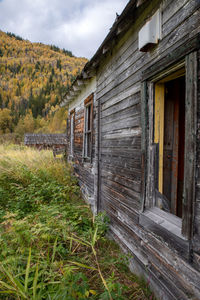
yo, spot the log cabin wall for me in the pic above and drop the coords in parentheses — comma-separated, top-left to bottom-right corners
(94, 1, 200, 299)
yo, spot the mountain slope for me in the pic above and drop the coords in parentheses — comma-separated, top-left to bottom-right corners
(0, 31, 87, 135)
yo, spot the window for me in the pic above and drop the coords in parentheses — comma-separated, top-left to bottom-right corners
(83, 94, 93, 160)
(70, 109, 75, 156)
(140, 52, 197, 242)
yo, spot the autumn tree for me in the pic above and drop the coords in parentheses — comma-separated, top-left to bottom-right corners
(0, 108, 13, 133)
(0, 30, 87, 133)
(14, 111, 35, 136)
(48, 107, 68, 133)
(23, 111, 35, 132)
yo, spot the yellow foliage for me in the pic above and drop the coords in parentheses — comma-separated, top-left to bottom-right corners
(48, 107, 68, 133)
(0, 108, 13, 133)
(0, 30, 87, 135)
(14, 112, 35, 135)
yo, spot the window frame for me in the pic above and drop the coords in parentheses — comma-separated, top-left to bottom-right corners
(83, 94, 93, 162)
(153, 70, 185, 216)
(140, 52, 197, 253)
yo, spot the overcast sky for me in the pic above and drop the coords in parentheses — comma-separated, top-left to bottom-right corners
(0, 0, 129, 58)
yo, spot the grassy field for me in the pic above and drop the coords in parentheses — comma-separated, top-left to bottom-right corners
(0, 144, 155, 299)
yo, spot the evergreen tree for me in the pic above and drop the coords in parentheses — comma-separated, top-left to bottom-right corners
(56, 59, 62, 71)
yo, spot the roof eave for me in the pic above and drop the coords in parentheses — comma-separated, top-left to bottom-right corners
(61, 0, 138, 107)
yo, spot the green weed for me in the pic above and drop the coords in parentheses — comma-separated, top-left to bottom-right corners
(0, 145, 155, 299)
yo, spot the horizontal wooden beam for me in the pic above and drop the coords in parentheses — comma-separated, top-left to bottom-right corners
(116, 25, 124, 35)
(60, 101, 66, 107)
(77, 79, 84, 86)
(82, 71, 90, 79)
(69, 90, 76, 97)
(92, 60, 99, 67)
(73, 85, 80, 92)
(103, 46, 109, 54)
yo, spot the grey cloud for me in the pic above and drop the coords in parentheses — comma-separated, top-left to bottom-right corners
(0, 0, 129, 58)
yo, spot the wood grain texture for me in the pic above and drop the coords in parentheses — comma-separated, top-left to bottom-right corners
(182, 51, 197, 238)
(65, 0, 200, 299)
(96, 1, 200, 299)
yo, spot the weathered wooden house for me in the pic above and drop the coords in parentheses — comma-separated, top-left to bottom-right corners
(61, 0, 200, 299)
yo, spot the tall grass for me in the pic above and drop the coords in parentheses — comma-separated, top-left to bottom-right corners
(0, 133, 22, 145)
(0, 144, 74, 185)
(0, 144, 155, 299)
(0, 144, 79, 218)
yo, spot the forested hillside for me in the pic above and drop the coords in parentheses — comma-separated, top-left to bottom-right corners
(0, 31, 87, 137)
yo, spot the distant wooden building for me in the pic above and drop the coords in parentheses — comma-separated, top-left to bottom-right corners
(61, 1, 200, 299)
(24, 134, 67, 152)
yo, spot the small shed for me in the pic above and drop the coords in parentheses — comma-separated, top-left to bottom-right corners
(24, 134, 67, 151)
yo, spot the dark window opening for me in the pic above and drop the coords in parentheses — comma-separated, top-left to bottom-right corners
(154, 75, 185, 218)
(84, 103, 92, 158)
(70, 110, 75, 156)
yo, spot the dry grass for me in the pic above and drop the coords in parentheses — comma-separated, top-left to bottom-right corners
(0, 144, 71, 185)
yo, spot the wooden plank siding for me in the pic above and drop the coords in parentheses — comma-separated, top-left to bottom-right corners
(72, 101, 95, 203)
(65, 0, 200, 299)
(97, 4, 200, 101)
(95, 1, 200, 299)
(193, 49, 200, 265)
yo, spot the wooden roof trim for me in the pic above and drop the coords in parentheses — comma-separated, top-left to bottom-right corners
(73, 85, 81, 92)
(84, 93, 94, 105)
(77, 79, 85, 86)
(70, 108, 75, 115)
